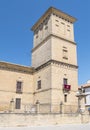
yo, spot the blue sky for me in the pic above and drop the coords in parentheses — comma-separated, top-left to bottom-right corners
(0, 0, 89, 85)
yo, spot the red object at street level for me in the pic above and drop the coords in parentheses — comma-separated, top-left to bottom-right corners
(64, 84, 71, 91)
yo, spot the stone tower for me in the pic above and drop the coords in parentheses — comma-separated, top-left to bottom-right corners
(31, 7, 78, 113)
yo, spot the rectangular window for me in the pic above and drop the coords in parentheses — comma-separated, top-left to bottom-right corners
(67, 29, 70, 32)
(67, 25, 70, 27)
(61, 22, 65, 25)
(67, 23, 71, 37)
(63, 49, 68, 60)
(55, 19, 59, 22)
(64, 95, 67, 102)
(56, 24, 59, 27)
(63, 49, 68, 52)
(63, 46, 67, 49)
(16, 81, 22, 93)
(63, 78, 71, 91)
(63, 78, 68, 85)
(37, 80, 41, 89)
(15, 98, 21, 109)
(61, 22, 65, 35)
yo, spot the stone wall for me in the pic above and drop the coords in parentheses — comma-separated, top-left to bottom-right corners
(0, 113, 90, 127)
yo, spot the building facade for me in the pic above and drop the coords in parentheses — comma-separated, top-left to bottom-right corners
(84, 82, 90, 107)
(0, 7, 78, 113)
(77, 81, 90, 113)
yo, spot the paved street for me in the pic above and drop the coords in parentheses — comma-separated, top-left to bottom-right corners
(0, 124, 90, 130)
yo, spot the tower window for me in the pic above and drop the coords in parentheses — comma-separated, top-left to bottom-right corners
(37, 80, 41, 89)
(63, 78, 71, 91)
(55, 19, 59, 22)
(67, 29, 70, 32)
(61, 22, 65, 25)
(63, 49, 68, 52)
(67, 25, 70, 27)
(56, 24, 59, 27)
(64, 95, 67, 102)
(63, 78, 68, 85)
(16, 81, 23, 93)
(63, 49, 68, 60)
(61, 22, 65, 34)
(63, 46, 67, 49)
(67, 24, 71, 37)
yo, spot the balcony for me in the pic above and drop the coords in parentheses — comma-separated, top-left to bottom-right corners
(63, 84, 71, 91)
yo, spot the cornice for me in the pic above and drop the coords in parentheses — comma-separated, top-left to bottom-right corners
(0, 61, 34, 74)
(0, 89, 33, 95)
(0, 59, 78, 74)
(31, 7, 77, 31)
(35, 59, 78, 72)
(51, 59, 78, 69)
(34, 88, 52, 94)
(32, 34, 76, 53)
(35, 60, 51, 71)
(34, 87, 77, 94)
(52, 33, 77, 45)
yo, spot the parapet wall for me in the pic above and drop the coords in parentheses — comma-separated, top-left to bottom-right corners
(0, 113, 90, 127)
